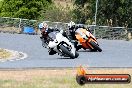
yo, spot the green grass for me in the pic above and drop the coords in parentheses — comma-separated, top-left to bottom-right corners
(0, 78, 131, 88)
(0, 74, 131, 88)
(0, 27, 21, 34)
(0, 48, 12, 59)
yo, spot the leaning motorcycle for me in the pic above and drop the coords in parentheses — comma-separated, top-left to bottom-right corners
(42, 30, 79, 59)
(75, 28, 102, 52)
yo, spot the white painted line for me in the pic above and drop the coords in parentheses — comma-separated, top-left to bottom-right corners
(0, 48, 28, 62)
(19, 52, 28, 60)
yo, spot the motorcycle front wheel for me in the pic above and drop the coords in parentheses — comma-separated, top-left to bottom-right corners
(59, 45, 75, 59)
(75, 51, 79, 58)
(89, 41, 102, 52)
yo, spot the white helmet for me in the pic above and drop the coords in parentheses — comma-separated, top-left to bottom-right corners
(68, 21, 75, 28)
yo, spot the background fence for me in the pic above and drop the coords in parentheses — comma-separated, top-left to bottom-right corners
(0, 17, 132, 40)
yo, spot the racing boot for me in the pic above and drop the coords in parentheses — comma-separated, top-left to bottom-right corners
(76, 45, 82, 51)
(48, 48, 57, 55)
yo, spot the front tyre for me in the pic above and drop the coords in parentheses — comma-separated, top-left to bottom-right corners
(75, 51, 79, 58)
(59, 45, 75, 59)
(89, 41, 102, 52)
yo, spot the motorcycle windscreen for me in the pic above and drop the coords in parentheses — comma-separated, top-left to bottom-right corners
(75, 28, 87, 38)
(75, 28, 86, 35)
(48, 32, 58, 41)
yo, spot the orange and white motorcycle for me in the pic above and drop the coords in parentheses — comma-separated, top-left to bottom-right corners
(75, 28, 102, 52)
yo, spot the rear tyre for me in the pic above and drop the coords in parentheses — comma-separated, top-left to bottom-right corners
(59, 45, 75, 59)
(89, 41, 102, 52)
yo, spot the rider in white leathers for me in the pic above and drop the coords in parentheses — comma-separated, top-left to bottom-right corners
(38, 22, 69, 55)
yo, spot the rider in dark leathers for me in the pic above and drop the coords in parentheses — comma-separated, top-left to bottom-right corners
(39, 22, 58, 55)
(67, 21, 84, 51)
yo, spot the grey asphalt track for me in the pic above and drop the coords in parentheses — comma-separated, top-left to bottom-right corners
(0, 33, 132, 68)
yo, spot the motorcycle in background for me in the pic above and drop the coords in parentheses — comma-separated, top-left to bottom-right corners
(75, 28, 102, 52)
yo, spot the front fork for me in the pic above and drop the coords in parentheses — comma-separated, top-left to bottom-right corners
(87, 38, 98, 49)
(61, 37, 76, 56)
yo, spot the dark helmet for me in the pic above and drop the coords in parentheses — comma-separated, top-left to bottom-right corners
(68, 21, 76, 30)
(77, 24, 85, 28)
